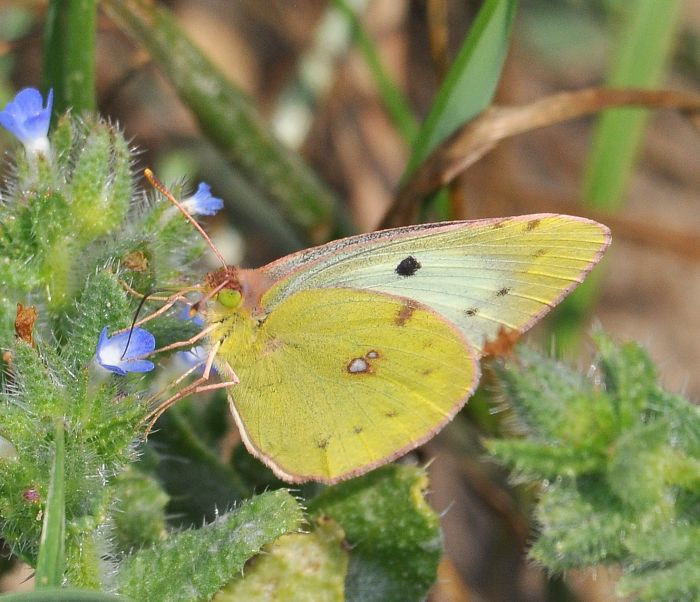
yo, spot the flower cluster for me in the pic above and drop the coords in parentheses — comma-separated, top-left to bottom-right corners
(1, 88, 221, 377)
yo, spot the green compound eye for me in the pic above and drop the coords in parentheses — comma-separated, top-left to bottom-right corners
(218, 289, 242, 308)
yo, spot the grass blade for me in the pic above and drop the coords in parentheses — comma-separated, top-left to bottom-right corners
(583, 0, 683, 209)
(43, 0, 97, 114)
(35, 420, 65, 589)
(404, 0, 518, 178)
(552, 0, 682, 351)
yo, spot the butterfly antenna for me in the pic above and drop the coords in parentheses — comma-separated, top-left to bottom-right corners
(119, 290, 156, 360)
(144, 168, 228, 268)
(120, 288, 159, 360)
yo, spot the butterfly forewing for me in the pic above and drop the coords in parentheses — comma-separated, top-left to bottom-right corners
(221, 288, 478, 483)
(261, 214, 610, 353)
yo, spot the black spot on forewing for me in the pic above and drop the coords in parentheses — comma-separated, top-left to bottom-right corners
(465, 307, 479, 317)
(395, 255, 421, 277)
(496, 287, 511, 297)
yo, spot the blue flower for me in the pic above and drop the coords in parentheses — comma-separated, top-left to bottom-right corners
(0, 88, 53, 154)
(182, 182, 223, 216)
(95, 326, 155, 375)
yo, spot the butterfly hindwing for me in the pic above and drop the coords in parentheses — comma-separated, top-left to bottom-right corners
(220, 287, 478, 483)
(260, 214, 611, 353)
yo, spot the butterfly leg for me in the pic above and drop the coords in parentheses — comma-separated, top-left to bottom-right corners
(151, 323, 217, 354)
(142, 339, 239, 435)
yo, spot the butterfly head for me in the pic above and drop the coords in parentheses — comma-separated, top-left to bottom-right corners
(204, 266, 243, 309)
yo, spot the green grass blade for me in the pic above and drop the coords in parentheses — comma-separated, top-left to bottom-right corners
(35, 420, 65, 589)
(583, 0, 683, 210)
(43, 0, 97, 114)
(552, 0, 682, 351)
(404, 0, 518, 178)
(332, 0, 419, 143)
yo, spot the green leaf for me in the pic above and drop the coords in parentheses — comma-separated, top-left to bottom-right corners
(215, 517, 348, 601)
(606, 419, 671, 510)
(490, 333, 700, 600)
(102, 0, 353, 242)
(110, 468, 168, 554)
(309, 465, 442, 602)
(486, 438, 605, 479)
(617, 558, 700, 602)
(595, 334, 658, 427)
(404, 0, 518, 177)
(35, 420, 66, 588)
(530, 476, 628, 569)
(43, 0, 97, 115)
(114, 489, 303, 602)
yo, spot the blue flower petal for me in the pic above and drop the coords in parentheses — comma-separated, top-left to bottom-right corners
(0, 87, 53, 150)
(121, 359, 155, 373)
(183, 182, 224, 216)
(95, 326, 156, 375)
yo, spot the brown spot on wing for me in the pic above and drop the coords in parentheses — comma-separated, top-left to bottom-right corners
(483, 326, 521, 358)
(465, 307, 479, 317)
(526, 219, 541, 231)
(318, 437, 330, 449)
(496, 287, 511, 297)
(395, 299, 419, 326)
(534, 248, 547, 258)
(347, 357, 370, 374)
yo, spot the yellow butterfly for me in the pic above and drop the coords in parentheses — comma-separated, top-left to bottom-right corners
(145, 176, 610, 484)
